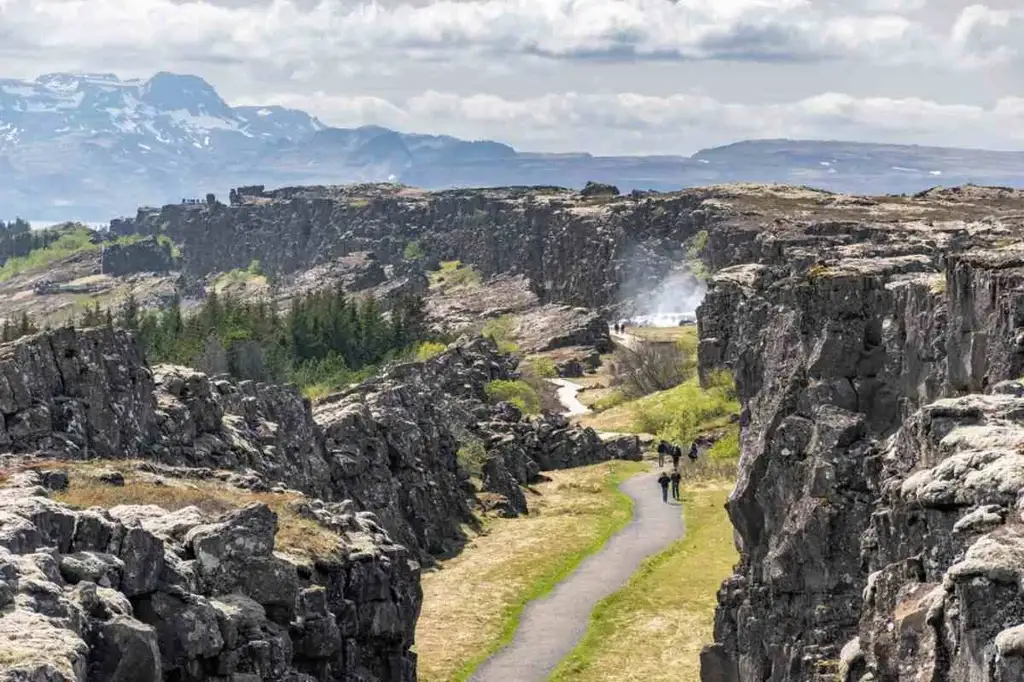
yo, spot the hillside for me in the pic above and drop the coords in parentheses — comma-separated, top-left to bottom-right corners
(4, 71, 1024, 220)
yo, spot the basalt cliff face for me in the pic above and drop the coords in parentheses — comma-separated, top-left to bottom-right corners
(108, 184, 719, 311)
(696, 185, 1024, 681)
(0, 328, 638, 682)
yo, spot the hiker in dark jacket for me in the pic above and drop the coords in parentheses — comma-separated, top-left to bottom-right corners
(670, 443, 682, 470)
(657, 440, 668, 467)
(657, 471, 671, 503)
(670, 469, 682, 500)
(688, 441, 699, 463)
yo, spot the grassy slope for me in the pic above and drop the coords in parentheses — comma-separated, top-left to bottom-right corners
(415, 460, 649, 682)
(550, 482, 737, 682)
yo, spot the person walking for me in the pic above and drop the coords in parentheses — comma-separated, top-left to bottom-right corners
(670, 443, 682, 470)
(656, 441, 667, 468)
(688, 440, 699, 463)
(670, 469, 682, 501)
(657, 471, 671, 503)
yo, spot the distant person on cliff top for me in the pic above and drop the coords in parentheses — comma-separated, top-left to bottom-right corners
(670, 469, 682, 500)
(657, 471, 671, 503)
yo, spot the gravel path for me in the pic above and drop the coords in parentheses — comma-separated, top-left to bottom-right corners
(469, 469, 684, 682)
(548, 378, 590, 416)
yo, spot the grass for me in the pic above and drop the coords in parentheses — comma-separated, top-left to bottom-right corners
(52, 465, 341, 560)
(550, 482, 737, 682)
(430, 260, 482, 291)
(630, 372, 739, 445)
(481, 314, 520, 354)
(415, 460, 649, 682)
(0, 227, 98, 281)
(485, 379, 541, 414)
(627, 326, 697, 344)
(526, 356, 558, 379)
(212, 261, 268, 296)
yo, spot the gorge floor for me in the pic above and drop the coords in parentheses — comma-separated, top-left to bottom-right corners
(468, 468, 685, 682)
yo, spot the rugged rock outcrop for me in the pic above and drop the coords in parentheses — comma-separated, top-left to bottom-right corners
(100, 237, 178, 276)
(0, 473, 418, 682)
(0, 326, 636, 681)
(109, 184, 721, 309)
(696, 185, 1024, 681)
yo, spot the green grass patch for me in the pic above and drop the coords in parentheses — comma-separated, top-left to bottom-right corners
(550, 484, 737, 682)
(485, 379, 540, 414)
(482, 315, 519, 354)
(447, 460, 649, 682)
(592, 389, 627, 412)
(430, 260, 482, 291)
(0, 227, 97, 281)
(630, 371, 739, 444)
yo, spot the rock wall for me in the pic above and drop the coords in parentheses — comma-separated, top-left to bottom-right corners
(696, 186, 1024, 681)
(100, 236, 178, 276)
(0, 474, 419, 682)
(0, 326, 638, 682)
(109, 184, 722, 309)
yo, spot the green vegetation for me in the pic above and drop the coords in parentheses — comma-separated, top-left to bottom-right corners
(415, 340, 448, 362)
(403, 240, 426, 261)
(430, 260, 482, 291)
(631, 371, 739, 444)
(417, 461, 648, 682)
(484, 379, 540, 414)
(550, 484, 737, 682)
(526, 356, 558, 378)
(456, 438, 488, 478)
(685, 230, 711, 281)
(591, 389, 627, 412)
(481, 315, 519, 354)
(0, 226, 98, 281)
(156, 234, 183, 259)
(99, 286, 432, 394)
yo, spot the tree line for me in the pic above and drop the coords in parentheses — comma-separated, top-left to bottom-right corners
(13, 286, 432, 392)
(0, 219, 71, 266)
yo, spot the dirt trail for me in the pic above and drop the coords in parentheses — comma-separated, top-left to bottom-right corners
(468, 468, 683, 682)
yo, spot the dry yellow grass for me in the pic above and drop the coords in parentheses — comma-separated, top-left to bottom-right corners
(550, 482, 736, 682)
(415, 460, 648, 682)
(578, 402, 641, 433)
(626, 326, 697, 343)
(52, 464, 340, 560)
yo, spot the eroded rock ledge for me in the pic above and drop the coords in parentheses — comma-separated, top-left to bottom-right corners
(0, 328, 639, 681)
(696, 186, 1024, 681)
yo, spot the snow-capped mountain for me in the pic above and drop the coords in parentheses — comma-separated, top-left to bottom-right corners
(0, 72, 323, 151)
(2, 71, 1024, 222)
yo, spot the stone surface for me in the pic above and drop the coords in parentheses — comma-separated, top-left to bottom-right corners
(694, 185, 1024, 682)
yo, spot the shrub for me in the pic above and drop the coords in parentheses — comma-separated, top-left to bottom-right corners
(630, 374, 739, 445)
(485, 379, 541, 414)
(403, 240, 425, 261)
(457, 438, 488, 478)
(614, 342, 692, 398)
(526, 356, 558, 378)
(482, 315, 520, 354)
(415, 340, 447, 362)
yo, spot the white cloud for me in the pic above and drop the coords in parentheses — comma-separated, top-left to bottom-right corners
(0, 0, 1015, 70)
(245, 89, 1024, 155)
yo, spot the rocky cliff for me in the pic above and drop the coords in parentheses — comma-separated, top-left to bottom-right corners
(695, 185, 1024, 681)
(0, 327, 639, 682)
(109, 184, 719, 311)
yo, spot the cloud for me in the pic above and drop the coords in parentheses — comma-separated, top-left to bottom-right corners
(244, 89, 1024, 155)
(0, 0, 1016, 71)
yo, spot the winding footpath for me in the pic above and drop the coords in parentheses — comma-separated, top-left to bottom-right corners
(469, 378, 684, 682)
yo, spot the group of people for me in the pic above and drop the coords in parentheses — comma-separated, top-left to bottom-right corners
(612, 320, 629, 334)
(656, 439, 699, 503)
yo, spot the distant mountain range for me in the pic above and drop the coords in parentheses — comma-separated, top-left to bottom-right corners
(2, 71, 1024, 221)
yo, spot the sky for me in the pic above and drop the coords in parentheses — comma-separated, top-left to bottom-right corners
(0, 0, 1022, 155)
